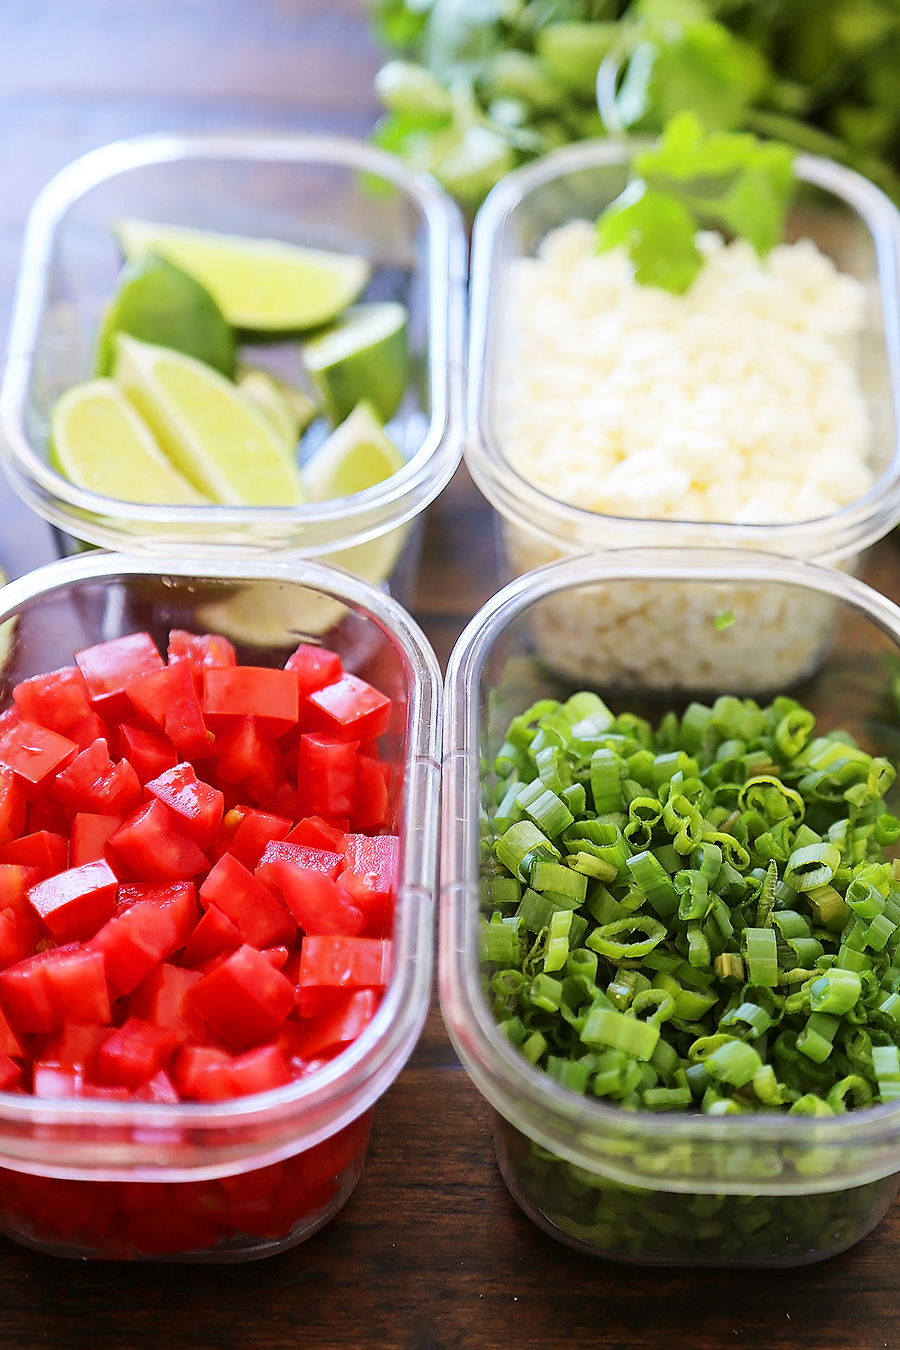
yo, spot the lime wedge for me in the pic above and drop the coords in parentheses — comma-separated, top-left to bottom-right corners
(94, 254, 234, 379)
(113, 335, 305, 506)
(114, 219, 370, 332)
(237, 368, 316, 455)
(49, 378, 206, 505)
(302, 302, 408, 424)
(302, 400, 405, 502)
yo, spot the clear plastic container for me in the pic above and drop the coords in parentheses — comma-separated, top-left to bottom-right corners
(0, 550, 440, 1261)
(465, 143, 900, 686)
(440, 549, 900, 1267)
(0, 133, 466, 602)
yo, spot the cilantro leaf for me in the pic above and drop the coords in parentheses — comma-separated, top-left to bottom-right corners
(595, 112, 795, 293)
(596, 180, 703, 293)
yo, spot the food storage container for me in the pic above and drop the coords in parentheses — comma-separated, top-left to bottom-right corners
(0, 549, 440, 1261)
(465, 142, 900, 689)
(440, 549, 900, 1267)
(0, 132, 466, 615)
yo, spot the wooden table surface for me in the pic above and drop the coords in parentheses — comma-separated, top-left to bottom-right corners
(3, 4, 900, 1348)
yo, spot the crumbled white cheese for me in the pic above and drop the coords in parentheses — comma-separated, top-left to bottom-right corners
(495, 222, 872, 526)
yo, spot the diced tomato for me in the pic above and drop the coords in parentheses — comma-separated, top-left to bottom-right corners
(297, 733, 358, 819)
(0, 721, 78, 787)
(27, 859, 118, 944)
(107, 799, 208, 882)
(127, 660, 211, 761)
(70, 814, 121, 868)
(174, 1042, 291, 1102)
(228, 809, 290, 870)
(13, 666, 107, 750)
(340, 834, 399, 937)
(214, 716, 284, 803)
(0, 1054, 20, 1091)
(260, 946, 289, 971)
(297, 936, 392, 995)
(200, 852, 294, 951)
(285, 643, 342, 696)
(167, 629, 236, 697)
(352, 754, 390, 833)
(0, 831, 67, 878)
(144, 762, 224, 851)
(294, 989, 380, 1060)
(0, 865, 41, 969)
(306, 673, 392, 743)
(38, 1022, 109, 1079)
(256, 841, 342, 893)
(26, 793, 70, 837)
(132, 1068, 180, 1103)
(88, 899, 181, 996)
(207, 806, 247, 864)
(203, 668, 298, 735)
(75, 633, 165, 711)
(284, 816, 346, 852)
(50, 737, 142, 818)
(0, 765, 26, 846)
(98, 1018, 179, 1089)
(181, 904, 242, 969)
(0, 998, 25, 1058)
(33, 1064, 79, 1099)
(116, 880, 197, 947)
(128, 963, 204, 1042)
(0, 945, 110, 1033)
(188, 945, 295, 1050)
(117, 724, 178, 785)
(266, 862, 364, 938)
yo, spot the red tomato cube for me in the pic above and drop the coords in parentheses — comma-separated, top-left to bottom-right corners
(0, 765, 26, 845)
(144, 762, 224, 851)
(227, 809, 291, 870)
(129, 963, 204, 1042)
(98, 1018, 179, 1089)
(285, 643, 342, 696)
(70, 814, 121, 867)
(88, 898, 182, 995)
(117, 724, 178, 785)
(0, 945, 110, 1033)
(293, 988, 379, 1059)
(181, 903, 242, 968)
(107, 799, 209, 882)
(203, 668, 298, 734)
(200, 852, 294, 951)
(0, 831, 68, 878)
(0, 721, 78, 787)
(296, 936, 392, 994)
(27, 859, 118, 944)
(75, 633, 164, 707)
(297, 733, 358, 820)
(127, 660, 212, 761)
(12, 665, 107, 750)
(266, 862, 364, 938)
(307, 674, 392, 743)
(188, 945, 295, 1050)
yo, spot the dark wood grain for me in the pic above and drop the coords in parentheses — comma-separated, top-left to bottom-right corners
(2, 3, 900, 1347)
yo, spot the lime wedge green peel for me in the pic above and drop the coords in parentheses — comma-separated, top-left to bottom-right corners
(302, 301, 409, 424)
(112, 334, 305, 506)
(114, 219, 370, 332)
(302, 400, 405, 502)
(94, 254, 235, 379)
(49, 378, 206, 505)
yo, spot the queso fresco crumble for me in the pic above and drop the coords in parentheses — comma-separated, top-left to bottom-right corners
(494, 221, 872, 527)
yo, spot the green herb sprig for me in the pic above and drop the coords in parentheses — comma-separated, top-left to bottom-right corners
(595, 111, 795, 292)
